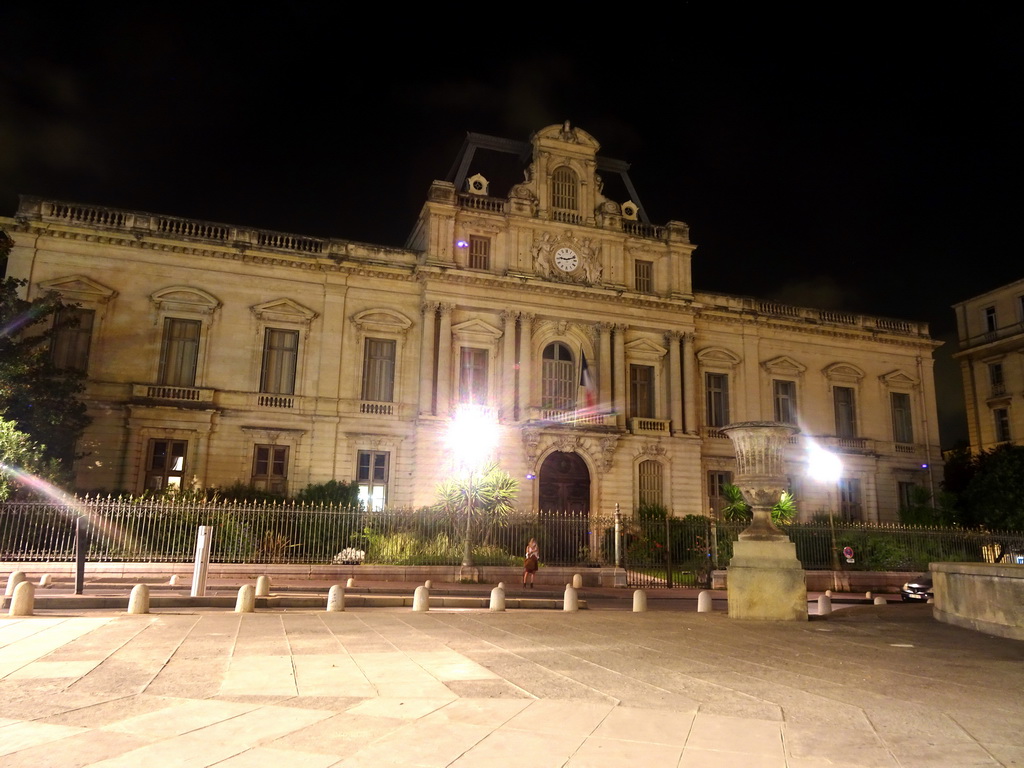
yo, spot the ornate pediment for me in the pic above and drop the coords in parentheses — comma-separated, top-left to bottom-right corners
(625, 338, 668, 360)
(451, 318, 503, 342)
(823, 362, 865, 382)
(880, 369, 917, 387)
(761, 355, 806, 376)
(350, 308, 412, 335)
(151, 286, 220, 314)
(251, 298, 318, 325)
(38, 274, 117, 303)
(696, 346, 741, 367)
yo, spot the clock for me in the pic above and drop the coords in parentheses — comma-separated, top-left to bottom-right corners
(554, 247, 579, 273)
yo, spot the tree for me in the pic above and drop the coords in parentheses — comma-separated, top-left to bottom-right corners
(0, 418, 64, 500)
(720, 483, 798, 525)
(956, 444, 1024, 531)
(433, 463, 519, 522)
(0, 231, 90, 481)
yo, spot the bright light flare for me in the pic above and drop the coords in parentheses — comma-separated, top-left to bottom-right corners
(446, 404, 499, 473)
(806, 440, 842, 483)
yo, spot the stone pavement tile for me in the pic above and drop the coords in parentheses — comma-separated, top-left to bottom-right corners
(988, 742, 1024, 766)
(292, 655, 375, 698)
(281, 615, 346, 656)
(6, 660, 103, 679)
(685, 712, 784, 757)
(405, 649, 500, 681)
(0, 686, 121, 720)
(784, 727, 897, 768)
(447, 728, 587, 768)
(457, 650, 617, 701)
(145, 654, 231, 698)
(67, 659, 171, 697)
(502, 699, 615, 737)
(0, 720, 88, 756)
(419, 697, 532, 728)
(40, 692, 179, 728)
(0, 618, 113, 677)
(267, 695, 365, 712)
(443, 678, 533, 698)
(373, 681, 458, 699)
(564, 735, 683, 767)
(221, 654, 296, 696)
(953, 710, 1024, 747)
(589, 705, 694, 747)
(328, 718, 491, 768)
(677, 746, 787, 768)
(267, 711, 407, 755)
(886, 741, 1003, 767)
(344, 697, 450, 720)
(210, 746, 340, 768)
(233, 614, 290, 656)
(0, 726, 153, 768)
(100, 697, 258, 738)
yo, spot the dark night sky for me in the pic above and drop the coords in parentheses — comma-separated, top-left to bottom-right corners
(2, 8, 1021, 448)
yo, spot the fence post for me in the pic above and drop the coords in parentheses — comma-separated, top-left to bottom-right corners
(664, 512, 673, 588)
(74, 516, 89, 595)
(191, 525, 214, 597)
(614, 504, 622, 568)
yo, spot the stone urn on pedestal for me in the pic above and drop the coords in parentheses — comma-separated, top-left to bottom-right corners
(722, 421, 807, 621)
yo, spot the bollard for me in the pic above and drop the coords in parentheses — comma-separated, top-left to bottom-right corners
(39, 574, 52, 588)
(169, 574, 180, 586)
(873, 596, 887, 605)
(413, 585, 430, 612)
(563, 584, 579, 612)
(489, 586, 506, 612)
(927, 597, 934, 605)
(824, 589, 832, 597)
(632, 589, 647, 613)
(255, 575, 271, 597)
(817, 594, 832, 616)
(235, 584, 256, 613)
(865, 592, 872, 600)
(424, 579, 432, 590)
(9, 581, 34, 616)
(326, 584, 345, 612)
(697, 590, 713, 613)
(127, 584, 150, 615)
(497, 581, 505, 590)
(5, 571, 27, 596)
(346, 577, 355, 588)
(572, 573, 582, 589)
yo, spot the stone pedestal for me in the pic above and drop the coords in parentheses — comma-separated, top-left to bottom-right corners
(727, 539, 807, 621)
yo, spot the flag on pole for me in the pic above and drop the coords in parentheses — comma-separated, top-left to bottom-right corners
(579, 350, 597, 412)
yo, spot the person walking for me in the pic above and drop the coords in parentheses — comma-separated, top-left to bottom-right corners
(523, 538, 539, 588)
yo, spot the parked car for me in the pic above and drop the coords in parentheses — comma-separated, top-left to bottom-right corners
(900, 574, 934, 602)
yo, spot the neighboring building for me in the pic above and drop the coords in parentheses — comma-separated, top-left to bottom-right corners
(2, 123, 942, 522)
(953, 278, 1024, 452)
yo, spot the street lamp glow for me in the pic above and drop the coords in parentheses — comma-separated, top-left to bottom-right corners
(446, 404, 499, 568)
(806, 441, 842, 483)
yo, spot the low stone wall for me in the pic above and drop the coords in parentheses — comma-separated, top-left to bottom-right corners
(932, 562, 1024, 641)
(712, 570, 917, 594)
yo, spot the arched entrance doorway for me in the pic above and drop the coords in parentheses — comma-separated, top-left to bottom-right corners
(537, 451, 591, 565)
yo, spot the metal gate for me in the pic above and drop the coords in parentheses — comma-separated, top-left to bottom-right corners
(622, 513, 716, 589)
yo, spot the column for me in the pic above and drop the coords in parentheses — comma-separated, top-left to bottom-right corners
(519, 313, 535, 418)
(667, 331, 683, 435)
(501, 310, 518, 422)
(436, 304, 453, 416)
(613, 324, 627, 427)
(682, 332, 697, 434)
(597, 323, 612, 414)
(418, 302, 438, 416)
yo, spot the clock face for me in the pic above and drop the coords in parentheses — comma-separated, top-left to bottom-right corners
(554, 247, 579, 272)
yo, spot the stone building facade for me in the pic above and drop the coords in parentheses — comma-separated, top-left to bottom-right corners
(3, 123, 942, 521)
(953, 278, 1024, 452)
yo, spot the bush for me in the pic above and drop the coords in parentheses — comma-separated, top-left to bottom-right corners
(295, 480, 360, 507)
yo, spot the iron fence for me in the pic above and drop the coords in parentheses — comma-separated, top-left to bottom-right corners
(1, 499, 1022, 577)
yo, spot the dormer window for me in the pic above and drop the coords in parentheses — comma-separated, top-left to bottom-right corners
(551, 166, 578, 212)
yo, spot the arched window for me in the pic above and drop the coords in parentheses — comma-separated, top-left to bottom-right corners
(551, 166, 578, 212)
(542, 342, 575, 412)
(638, 460, 663, 506)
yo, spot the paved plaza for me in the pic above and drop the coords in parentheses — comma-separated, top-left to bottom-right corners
(0, 590, 1022, 767)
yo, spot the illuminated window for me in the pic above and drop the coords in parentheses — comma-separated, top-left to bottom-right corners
(705, 373, 730, 427)
(51, 307, 94, 373)
(459, 347, 488, 405)
(159, 318, 201, 387)
(542, 342, 575, 412)
(833, 386, 857, 438)
(638, 460, 663, 506)
(261, 329, 298, 395)
(357, 450, 389, 510)
(634, 260, 653, 293)
(145, 439, 187, 491)
(891, 392, 914, 444)
(551, 166, 578, 212)
(630, 365, 655, 419)
(361, 338, 396, 402)
(252, 445, 288, 494)
(468, 236, 490, 270)
(773, 380, 797, 424)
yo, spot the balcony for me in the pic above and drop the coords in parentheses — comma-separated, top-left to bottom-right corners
(360, 400, 395, 416)
(132, 384, 215, 403)
(630, 418, 671, 435)
(538, 409, 617, 428)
